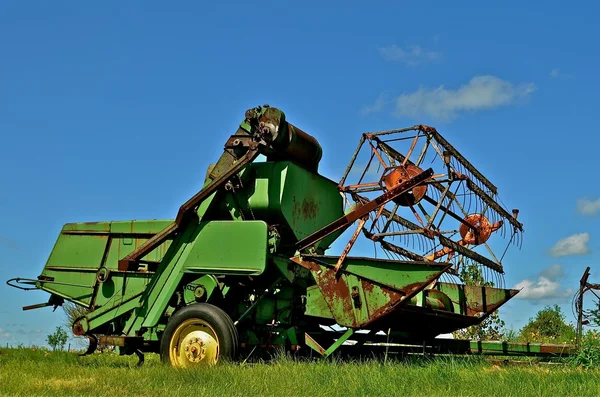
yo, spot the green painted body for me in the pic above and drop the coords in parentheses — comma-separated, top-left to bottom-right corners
(10, 106, 527, 358)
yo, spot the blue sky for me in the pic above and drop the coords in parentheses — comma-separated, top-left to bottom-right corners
(1, 1, 599, 346)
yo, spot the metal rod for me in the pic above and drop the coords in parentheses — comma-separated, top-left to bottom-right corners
(368, 139, 388, 168)
(426, 182, 453, 229)
(339, 134, 366, 188)
(402, 132, 421, 167)
(416, 137, 430, 166)
(365, 125, 421, 137)
(373, 229, 458, 238)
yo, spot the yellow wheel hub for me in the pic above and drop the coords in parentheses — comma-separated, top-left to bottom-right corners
(169, 318, 220, 367)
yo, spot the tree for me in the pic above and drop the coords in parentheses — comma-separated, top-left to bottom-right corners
(587, 298, 600, 328)
(452, 261, 506, 340)
(520, 305, 576, 343)
(47, 326, 68, 351)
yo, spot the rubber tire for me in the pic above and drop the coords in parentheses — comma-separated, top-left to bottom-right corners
(160, 303, 238, 365)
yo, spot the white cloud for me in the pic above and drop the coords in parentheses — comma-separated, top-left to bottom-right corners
(550, 68, 560, 78)
(577, 198, 600, 216)
(514, 277, 564, 300)
(378, 45, 441, 67)
(361, 94, 388, 116)
(513, 264, 572, 301)
(539, 264, 566, 281)
(550, 233, 590, 257)
(394, 75, 536, 122)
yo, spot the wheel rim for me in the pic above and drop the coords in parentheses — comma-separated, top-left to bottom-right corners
(168, 318, 220, 367)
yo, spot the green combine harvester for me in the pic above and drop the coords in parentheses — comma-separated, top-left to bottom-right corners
(8, 105, 576, 367)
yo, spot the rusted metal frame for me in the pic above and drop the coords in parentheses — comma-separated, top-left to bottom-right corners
(378, 239, 426, 261)
(373, 229, 458, 238)
(425, 181, 454, 230)
(365, 125, 421, 137)
(426, 137, 509, 239)
(432, 180, 465, 237)
(343, 182, 380, 190)
(374, 138, 398, 167)
(481, 239, 502, 266)
(438, 236, 503, 273)
(367, 204, 388, 234)
(425, 128, 498, 195)
(367, 139, 388, 168)
(118, 143, 260, 271)
(353, 148, 378, 188)
(342, 185, 385, 194)
(466, 180, 523, 232)
(334, 216, 368, 273)
(416, 202, 432, 224)
(406, 204, 425, 227)
(415, 136, 431, 166)
(295, 168, 434, 251)
(338, 134, 366, 188)
(379, 203, 400, 235)
(401, 131, 421, 167)
(373, 138, 456, 200)
(421, 178, 453, 184)
(421, 195, 477, 230)
(353, 194, 423, 234)
(376, 134, 420, 144)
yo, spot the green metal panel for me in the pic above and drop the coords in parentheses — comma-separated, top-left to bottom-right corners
(435, 282, 518, 317)
(245, 161, 344, 246)
(38, 220, 173, 308)
(182, 221, 268, 274)
(46, 233, 108, 269)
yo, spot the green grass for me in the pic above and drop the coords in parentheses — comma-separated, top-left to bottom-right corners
(1, 347, 599, 397)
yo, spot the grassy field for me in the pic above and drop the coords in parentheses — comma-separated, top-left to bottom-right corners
(1, 347, 599, 396)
